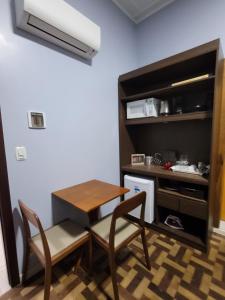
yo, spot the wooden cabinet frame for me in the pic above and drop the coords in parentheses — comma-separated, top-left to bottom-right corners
(118, 40, 224, 250)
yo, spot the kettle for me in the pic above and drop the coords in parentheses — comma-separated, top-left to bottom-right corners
(160, 100, 170, 115)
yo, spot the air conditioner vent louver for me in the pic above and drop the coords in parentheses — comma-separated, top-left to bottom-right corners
(27, 15, 89, 54)
(15, 0, 101, 59)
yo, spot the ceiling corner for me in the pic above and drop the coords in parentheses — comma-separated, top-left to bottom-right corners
(112, 0, 175, 24)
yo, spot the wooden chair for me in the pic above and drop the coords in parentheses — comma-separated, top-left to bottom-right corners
(19, 200, 91, 300)
(90, 191, 150, 300)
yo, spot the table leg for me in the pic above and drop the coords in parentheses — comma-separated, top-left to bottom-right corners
(88, 208, 100, 224)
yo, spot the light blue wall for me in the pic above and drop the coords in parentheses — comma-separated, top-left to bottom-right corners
(137, 0, 225, 67)
(0, 0, 137, 272)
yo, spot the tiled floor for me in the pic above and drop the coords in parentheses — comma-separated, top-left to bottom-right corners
(1, 229, 225, 299)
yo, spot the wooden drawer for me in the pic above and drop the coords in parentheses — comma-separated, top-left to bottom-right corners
(180, 198, 207, 220)
(157, 189, 207, 220)
(157, 191, 179, 211)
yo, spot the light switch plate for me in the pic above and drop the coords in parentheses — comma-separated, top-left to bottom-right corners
(16, 146, 27, 161)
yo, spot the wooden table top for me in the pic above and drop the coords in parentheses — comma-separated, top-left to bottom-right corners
(52, 179, 129, 213)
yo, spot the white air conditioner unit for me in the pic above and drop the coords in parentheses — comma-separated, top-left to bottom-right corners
(15, 0, 101, 59)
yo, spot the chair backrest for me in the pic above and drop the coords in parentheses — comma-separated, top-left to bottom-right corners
(18, 200, 51, 262)
(109, 191, 146, 248)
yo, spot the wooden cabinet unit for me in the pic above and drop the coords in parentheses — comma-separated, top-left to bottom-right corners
(118, 40, 224, 251)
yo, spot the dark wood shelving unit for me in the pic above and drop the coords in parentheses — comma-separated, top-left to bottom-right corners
(121, 75, 215, 102)
(126, 111, 212, 126)
(118, 40, 224, 251)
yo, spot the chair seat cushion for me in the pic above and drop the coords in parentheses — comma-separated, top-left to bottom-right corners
(32, 220, 89, 258)
(90, 215, 140, 248)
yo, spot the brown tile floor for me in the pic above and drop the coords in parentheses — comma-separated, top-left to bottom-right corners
(1, 229, 225, 299)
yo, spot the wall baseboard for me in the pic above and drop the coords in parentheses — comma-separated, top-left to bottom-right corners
(213, 220, 225, 236)
(19, 261, 42, 283)
(0, 223, 11, 296)
(18, 253, 43, 286)
(0, 265, 11, 296)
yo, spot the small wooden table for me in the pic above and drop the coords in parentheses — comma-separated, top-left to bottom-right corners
(52, 179, 129, 222)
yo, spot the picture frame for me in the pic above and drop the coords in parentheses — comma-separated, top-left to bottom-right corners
(27, 111, 46, 129)
(131, 154, 145, 166)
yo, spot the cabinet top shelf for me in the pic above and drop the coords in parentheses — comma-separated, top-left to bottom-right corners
(121, 164, 209, 186)
(120, 75, 215, 102)
(119, 40, 219, 83)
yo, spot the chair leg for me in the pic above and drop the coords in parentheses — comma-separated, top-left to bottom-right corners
(88, 236, 93, 274)
(141, 229, 151, 270)
(108, 250, 119, 300)
(73, 249, 83, 274)
(44, 264, 52, 300)
(22, 242, 31, 285)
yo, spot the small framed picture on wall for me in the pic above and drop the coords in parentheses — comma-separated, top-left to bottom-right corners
(27, 111, 46, 129)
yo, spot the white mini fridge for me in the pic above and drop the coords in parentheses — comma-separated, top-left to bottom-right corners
(124, 175, 154, 224)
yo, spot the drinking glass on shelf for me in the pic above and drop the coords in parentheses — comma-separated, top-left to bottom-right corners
(145, 156, 153, 166)
(179, 154, 189, 165)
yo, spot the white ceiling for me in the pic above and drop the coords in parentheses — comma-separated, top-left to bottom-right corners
(112, 0, 175, 24)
